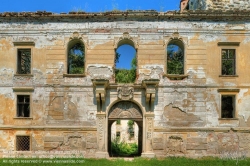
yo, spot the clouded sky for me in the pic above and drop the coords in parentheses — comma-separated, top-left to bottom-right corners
(0, 0, 180, 13)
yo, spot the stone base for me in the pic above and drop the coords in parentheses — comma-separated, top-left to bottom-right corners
(95, 152, 109, 158)
(141, 152, 155, 158)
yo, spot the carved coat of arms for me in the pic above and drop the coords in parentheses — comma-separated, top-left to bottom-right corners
(117, 84, 134, 100)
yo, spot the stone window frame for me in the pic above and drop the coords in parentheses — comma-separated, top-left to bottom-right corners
(218, 89, 239, 120)
(13, 87, 34, 119)
(13, 42, 35, 77)
(63, 33, 87, 78)
(163, 33, 188, 80)
(15, 135, 31, 151)
(218, 42, 240, 77)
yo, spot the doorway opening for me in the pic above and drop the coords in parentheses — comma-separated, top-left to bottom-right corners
(107, 101, 143, 157)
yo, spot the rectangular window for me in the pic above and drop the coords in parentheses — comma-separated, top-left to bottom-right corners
(17, 49, 31, 74)
(17, 95, 30, 117)
(116, 120, 121, 125)
(116, 132, 120, 138)
(16, 136, 30, 151)
(221, 95, 235, 118)
(221, 49, 235, 75)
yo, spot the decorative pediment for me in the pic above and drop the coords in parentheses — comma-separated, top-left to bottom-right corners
(69, 32, 89, 48)
(114, 32, 139, 49)
(163, 32, 187, 46)
(117, 84, 134, 100)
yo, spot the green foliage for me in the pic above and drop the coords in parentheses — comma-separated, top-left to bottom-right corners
(167, 44, 184, 75)
(111, 137, 138, 157)
(115, 54, 136, 83)
(68, 43, 85, 74)
(115, 69, 136, 83)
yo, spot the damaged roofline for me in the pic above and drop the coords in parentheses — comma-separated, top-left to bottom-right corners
(1, 10, 250, 22)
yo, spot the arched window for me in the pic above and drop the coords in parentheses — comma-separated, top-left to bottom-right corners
(167, 40, 184, 75)
(67, 40, 85, 74)
(115, 39, 137, 83)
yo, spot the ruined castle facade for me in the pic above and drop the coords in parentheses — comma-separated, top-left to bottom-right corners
(1, 0, 250, 158)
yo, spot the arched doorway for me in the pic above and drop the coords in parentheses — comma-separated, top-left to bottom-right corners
(107, 101, 143, 157)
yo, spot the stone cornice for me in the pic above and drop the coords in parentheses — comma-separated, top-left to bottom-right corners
(1, 10, 250, 22)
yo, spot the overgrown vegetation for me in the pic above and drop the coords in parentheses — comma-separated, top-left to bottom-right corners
(167, 44, 184, 75)
(127, 120, 134, 139)
(111, 137, 138, 157)
(68, 43, 85, 74)
(1, 157, 250, 166)
(115, 53, 137, 83)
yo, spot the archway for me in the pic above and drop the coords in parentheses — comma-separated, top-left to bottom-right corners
(107, 101, 143, 157)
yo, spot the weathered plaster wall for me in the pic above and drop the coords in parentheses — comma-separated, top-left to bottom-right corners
(0, 13, 250, 158)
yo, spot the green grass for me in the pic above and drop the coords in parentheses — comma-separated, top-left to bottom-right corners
(1, 157, 250, 166)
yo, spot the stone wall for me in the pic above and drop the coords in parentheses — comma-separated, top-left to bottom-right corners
(0, 11, 250, 158)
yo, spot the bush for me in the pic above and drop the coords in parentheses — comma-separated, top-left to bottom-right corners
(111, 137, 138, 157)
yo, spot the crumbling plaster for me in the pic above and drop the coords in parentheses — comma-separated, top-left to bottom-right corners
(1, 8, 250, 158)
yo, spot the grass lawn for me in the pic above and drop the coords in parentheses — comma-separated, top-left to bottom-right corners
(1, 157, 250, 166)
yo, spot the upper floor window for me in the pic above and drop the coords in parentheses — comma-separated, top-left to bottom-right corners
(221, 49, 236, 75)
(17, 49, 31, 74)
(17, 95, 30, 117)
(115, 40, 137, 83)
(67, 40, 85, 74)
(167, 40, 184, 75)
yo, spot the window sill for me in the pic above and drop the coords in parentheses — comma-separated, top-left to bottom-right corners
(219, 75, 238, 77)
(63, 74, 86, 77)
(14, 117, 33, 119)
(164, 74, 188, 80)
(14, 74, 33, 77)
(218, 118, 238, 120)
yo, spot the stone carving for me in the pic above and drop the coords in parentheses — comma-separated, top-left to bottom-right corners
(109, 101, 142, 119)
(117, 84, 134, 100)
(147, 117, 153, 140)
(166, 135, 186, 154)
(98, 117, 104, 140)
(70, 32, 82, 40)
(114, 32, 139, 49)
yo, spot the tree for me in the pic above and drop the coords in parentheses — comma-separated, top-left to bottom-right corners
(167, 44, 184, 75)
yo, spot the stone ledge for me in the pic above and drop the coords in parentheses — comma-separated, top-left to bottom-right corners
(154, 127, 232, 132)
(0, 125, 97, 131)
(63, 74, 86, 77)
(14, 74, 34, 77)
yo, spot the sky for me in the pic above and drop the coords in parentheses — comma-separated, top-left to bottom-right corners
(0, 0, 180, 13)
(0, 0, 180, 69)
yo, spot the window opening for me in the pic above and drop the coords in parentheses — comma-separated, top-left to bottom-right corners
(17, 49, 31, 74)
(17, 95, 30, 117)
(68, 42, 84, 74)
(221, 95, 235, 118)
(16, 136, 30, 151)
(222, 49, 235, 75)
(115, 44, 136, 83)
(167, 41, 184, 76)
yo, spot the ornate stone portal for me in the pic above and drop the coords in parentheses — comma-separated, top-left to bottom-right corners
(108, 101, 142, 120)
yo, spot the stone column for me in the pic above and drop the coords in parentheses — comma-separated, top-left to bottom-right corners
(141, 113, 155, 158)
(95, 113, 109, 158)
